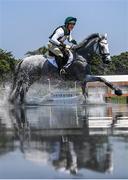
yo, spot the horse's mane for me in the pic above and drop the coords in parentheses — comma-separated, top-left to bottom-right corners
(74, 33, 100, 50)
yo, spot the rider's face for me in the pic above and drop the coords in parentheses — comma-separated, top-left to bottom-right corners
(67, 23, 75, 31)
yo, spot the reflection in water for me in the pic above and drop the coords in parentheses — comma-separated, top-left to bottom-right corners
(0, 104, 128, 178)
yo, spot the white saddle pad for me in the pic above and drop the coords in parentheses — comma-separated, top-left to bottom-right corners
(47, 57, 58, 68)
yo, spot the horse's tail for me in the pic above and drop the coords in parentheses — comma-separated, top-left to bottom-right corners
(9, 60, 23, 103)
(14, 60, 23, 78)
(10, 60, 23, 95)
(13, 60, 23, 83)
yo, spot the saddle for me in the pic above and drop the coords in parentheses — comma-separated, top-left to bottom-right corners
(48, 48, 69, 70)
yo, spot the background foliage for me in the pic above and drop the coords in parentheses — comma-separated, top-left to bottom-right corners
(0, 47, 128, 82)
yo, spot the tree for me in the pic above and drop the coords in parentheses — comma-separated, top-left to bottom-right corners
(25, 46, 48, 56)
(89, 52, 128, 75)
(110, 52, 128, 74)
(90, 54, 105, 75)
(0, 49, 17, 81)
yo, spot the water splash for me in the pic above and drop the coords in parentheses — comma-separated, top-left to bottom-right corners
(0, 83, 11, 106)
(0, 81, 106, 106)
(26, 81, 84, 105)
(86, 86, 106, 104)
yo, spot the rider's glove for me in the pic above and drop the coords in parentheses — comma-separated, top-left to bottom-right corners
(66, 45, 71, 49)
(59, 43, 66, 49)
(71, 39, 77, 45)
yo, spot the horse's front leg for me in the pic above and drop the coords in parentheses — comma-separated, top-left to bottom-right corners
(97, 76, 122, 96)
(104, 79, 122, 96)
(83, 75, 122, 96)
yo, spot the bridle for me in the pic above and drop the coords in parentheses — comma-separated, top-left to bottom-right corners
(97, 38, 110, 57)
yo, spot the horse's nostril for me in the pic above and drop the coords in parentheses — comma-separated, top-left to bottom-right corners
(107, 58, 111, 63)
(105, 60, 111, 64)
(102, 57, 111, 64)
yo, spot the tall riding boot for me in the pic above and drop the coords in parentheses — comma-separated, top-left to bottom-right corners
(56, 56, 63, 72)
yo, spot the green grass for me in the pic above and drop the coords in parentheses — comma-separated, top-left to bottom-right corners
(106, 96, 128, 104)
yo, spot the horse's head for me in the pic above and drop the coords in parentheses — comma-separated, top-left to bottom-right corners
(74, 33, 111, 64)
(97, 33, 111, 64)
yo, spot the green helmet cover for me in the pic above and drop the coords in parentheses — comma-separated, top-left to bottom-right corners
(64, 16, 77, 25)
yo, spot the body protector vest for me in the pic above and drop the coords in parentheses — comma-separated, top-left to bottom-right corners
(49, 25, 71, 44)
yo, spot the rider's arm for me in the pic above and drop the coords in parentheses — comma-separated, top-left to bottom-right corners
(67, 32, 73, 42)
(68, 33, 77, 45)
(50, 28, 64, 46)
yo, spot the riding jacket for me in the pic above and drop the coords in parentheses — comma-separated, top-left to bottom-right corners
(49, 25, 73, 46)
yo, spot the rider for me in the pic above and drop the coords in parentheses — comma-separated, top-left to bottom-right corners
(48, 16, 77, 75)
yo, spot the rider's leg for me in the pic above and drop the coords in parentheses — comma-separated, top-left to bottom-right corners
(63, 50, 73, 68)
(55, 55, 64, 71)
(60, 50, 73, 75)
(48, 43, 64, 71)
(48, 43, 63, 58)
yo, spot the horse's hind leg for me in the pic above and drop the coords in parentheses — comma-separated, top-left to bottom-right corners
(20, 87, 25, 104)
(19, 82, 31, 104)
(9, 81, 22, 104)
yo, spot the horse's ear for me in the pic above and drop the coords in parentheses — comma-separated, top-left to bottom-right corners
(104, 33, 107, 39)
(99, 33, 107, 40)
(99, 34, 103, 40)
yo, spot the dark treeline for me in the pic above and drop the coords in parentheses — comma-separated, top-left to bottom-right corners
(90, 51, 128, 75)
(0, 49, 17, 82)
(0, 47, 128, 82)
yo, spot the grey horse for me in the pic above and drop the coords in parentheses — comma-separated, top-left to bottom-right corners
(9, 33, 122, 104)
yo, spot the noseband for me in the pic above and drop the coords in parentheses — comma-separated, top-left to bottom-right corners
(97, 39, 110, 57)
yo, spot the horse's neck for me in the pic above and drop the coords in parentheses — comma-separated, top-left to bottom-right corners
(76, 38, 97, 62)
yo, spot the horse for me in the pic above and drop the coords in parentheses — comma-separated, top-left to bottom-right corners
(9, 33, 122, 104)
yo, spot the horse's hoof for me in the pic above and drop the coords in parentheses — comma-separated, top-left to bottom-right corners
(115, 89, 122, 96)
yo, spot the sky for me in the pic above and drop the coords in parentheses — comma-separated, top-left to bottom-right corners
(0, 0, 128, 59)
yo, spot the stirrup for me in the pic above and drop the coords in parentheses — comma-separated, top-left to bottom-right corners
(60, 68, 66, 75)
(60, 68, 66, 76)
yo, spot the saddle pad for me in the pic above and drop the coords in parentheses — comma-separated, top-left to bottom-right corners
(47, 57, 58, 68)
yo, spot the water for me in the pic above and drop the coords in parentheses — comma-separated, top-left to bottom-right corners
(0, 85, 128, 179)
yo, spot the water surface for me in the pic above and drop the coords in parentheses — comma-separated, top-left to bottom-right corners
(0, 102, 128, 179)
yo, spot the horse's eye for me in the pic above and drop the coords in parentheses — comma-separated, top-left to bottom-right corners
(100, 43, 104, 48)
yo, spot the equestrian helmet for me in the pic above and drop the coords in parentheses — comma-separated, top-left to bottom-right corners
(64, 16, 77, 25)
